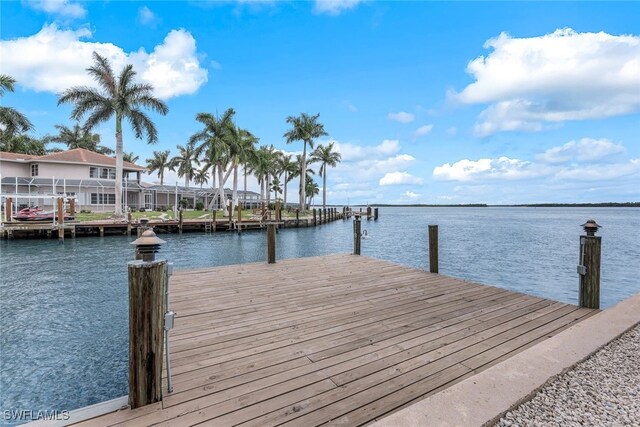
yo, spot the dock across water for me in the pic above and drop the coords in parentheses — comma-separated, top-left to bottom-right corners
(76, 254, 597, 426)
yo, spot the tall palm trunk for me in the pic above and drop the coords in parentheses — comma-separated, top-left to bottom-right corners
(115, 114, 123, 216)
(284, 171, 288, 208)
(217, 162, 224, 212)
(299, 141, 307, 211)
(266, 173, 271, 206)
(322, 163, 327, 209)
(160, 169, 164, 186)
(243, 163, 248, 195)
(185, 174, 189, 187)
(231, 162, 238, 216)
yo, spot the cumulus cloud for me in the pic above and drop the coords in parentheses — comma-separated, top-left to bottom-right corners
(388, 111, 415, 123)
(403, 191, 419, 199)
(314, 0, 364, 15)
(333, 139, 400, 161)
(0, 24, 208, 100)
(451, 28, 640, 136)
(25, 0, 86, 18)
(536, 138, 625, 164)
(414, 124, 433, 137)
(379, 172, 423, 186)
(433, 138, 638, 183)
(138, 6, 161, 28)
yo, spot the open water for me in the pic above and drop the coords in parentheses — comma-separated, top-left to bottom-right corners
(0, 207, 638, 421)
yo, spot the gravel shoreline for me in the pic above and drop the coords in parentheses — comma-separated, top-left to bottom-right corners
(495, 322, 640, 427)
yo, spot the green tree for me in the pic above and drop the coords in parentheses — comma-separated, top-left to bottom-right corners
(171, 141, 200, 187)
(271, 176, 283, 200)
(48, 123, 113, 155)
(190, 109, 235, 209)
(284, 113, 328, 211)
(277, 154, 297, 208)
(0, 75, 33, 143)
(0, 134, 49, 155)
(305, 178, 320, 209)
(193, 166, 210, 189)
(122, 151, 139, 164)
(145, 149, 171, 185)
(310, 142, 341, 209)
(58, 52, 168, 216)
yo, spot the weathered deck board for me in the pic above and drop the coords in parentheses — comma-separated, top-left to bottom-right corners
(75, 254, 597, 427)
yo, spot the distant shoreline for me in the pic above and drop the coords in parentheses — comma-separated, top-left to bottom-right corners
(343, 202, 640, 208)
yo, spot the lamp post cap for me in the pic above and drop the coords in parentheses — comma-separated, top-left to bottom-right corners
(131, 229, 166, 246)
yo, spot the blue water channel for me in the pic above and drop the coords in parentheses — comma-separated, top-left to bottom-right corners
(1, 207, 639, 420)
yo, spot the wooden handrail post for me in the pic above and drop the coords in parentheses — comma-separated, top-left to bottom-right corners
(428, 225, 439, 273)
(578, 220, 601, 309)
(267, 223, 276, 264)
(353, 217, 361, 255)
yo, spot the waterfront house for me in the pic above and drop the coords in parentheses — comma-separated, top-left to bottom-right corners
(0, 148, 261, 213)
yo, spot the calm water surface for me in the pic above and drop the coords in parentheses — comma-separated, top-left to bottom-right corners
(1, 207, 639, 419)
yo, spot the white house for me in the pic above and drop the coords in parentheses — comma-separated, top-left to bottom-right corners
(0, 148, 261, 212)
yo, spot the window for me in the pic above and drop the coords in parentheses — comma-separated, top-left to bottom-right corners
(90, 193, 116, 204)
(100, 168, 109, 179)
(90, 167, 99, 178)
(31, 164, 38, 176)
(109, 169, 116, 179)
(90, 167, 116, 179)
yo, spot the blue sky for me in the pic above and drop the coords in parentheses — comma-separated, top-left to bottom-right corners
(1, 1, 639, 204)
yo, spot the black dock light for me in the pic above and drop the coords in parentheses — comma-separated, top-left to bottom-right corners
(581, 219, 601, 236)
(131, 229, 166, 261)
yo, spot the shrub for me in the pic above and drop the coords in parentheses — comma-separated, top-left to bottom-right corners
(195, 201, 204, 211)
(80, 209, 92, 214)
(179, 198, 189, 209)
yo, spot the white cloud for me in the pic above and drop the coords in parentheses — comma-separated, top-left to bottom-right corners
(403, 191, 419, 199)
(433, 138, 638, 183)
(314, 0, 364, 15)
(451, 28, 640, 136)
(25, 0, 86, 18)
(536, 138, 625, 164)
(0, 24, 208, 100)
(333, 139, 400, 161)
(379, 172, 423, 186)
(387, 111, 415, 123)
(138, 6, 161, 27)
(433, 157, 549, 182)
(414, 124, 433, 137)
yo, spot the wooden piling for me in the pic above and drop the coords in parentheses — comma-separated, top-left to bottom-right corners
(237, 202, 242, 233)
(99, 227, 104, 237)
(313, 209, 317, 226)
(295, 209, 299, 227)
(57, 197, 64, 225)
(579, 235, 601, 309)
(353, 217, 361, 255)
(178, 209, 183, 234)
(366, 206, 372, 220)
(228, 203, 233, 228)
(127, 259, 167, 409)
(374, 208, 379, 220)
(4, 197, 12, 223)
(212, 210, 217, 232)
(428, 225, 439, 274)
(267, 223, 276, 264)
(69, 199, 76, 216)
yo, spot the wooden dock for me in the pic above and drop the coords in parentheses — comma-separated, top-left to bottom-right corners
(75, 254, 597, 426)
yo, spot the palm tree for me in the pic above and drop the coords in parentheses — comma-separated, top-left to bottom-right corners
(250, 145, 278, 205)
(193, 166, 209, 189)
(49, 123, 113, 155)
(0, 134, 49, 155)
(278, 154, 297, 208)
(123, 152, 139, 163)
(237, 128, 259, 208)
(284, 113, 328, 211)
(171, 141, 200, 187)
(305, 178, 320, 209)
(190, 109, 235, 209)
(58, 52, 168, 216)
(146, 150, 171, 185)
(271, 176, 283, 200)
(310, 142, 341, 209)
(0, 75, 33, 143)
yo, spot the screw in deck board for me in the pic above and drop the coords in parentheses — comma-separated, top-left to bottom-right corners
(428, 225, 439, 274)
(267, 223, 276, 264)
(353, 217, 362, 255)
(578, 219, 601, 309)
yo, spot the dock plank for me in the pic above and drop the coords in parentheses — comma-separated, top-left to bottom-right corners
(74, 254, 597, 427)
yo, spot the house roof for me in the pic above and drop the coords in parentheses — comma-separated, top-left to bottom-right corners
(34, 148, 146, 171)
(0, 152, 35, 161)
